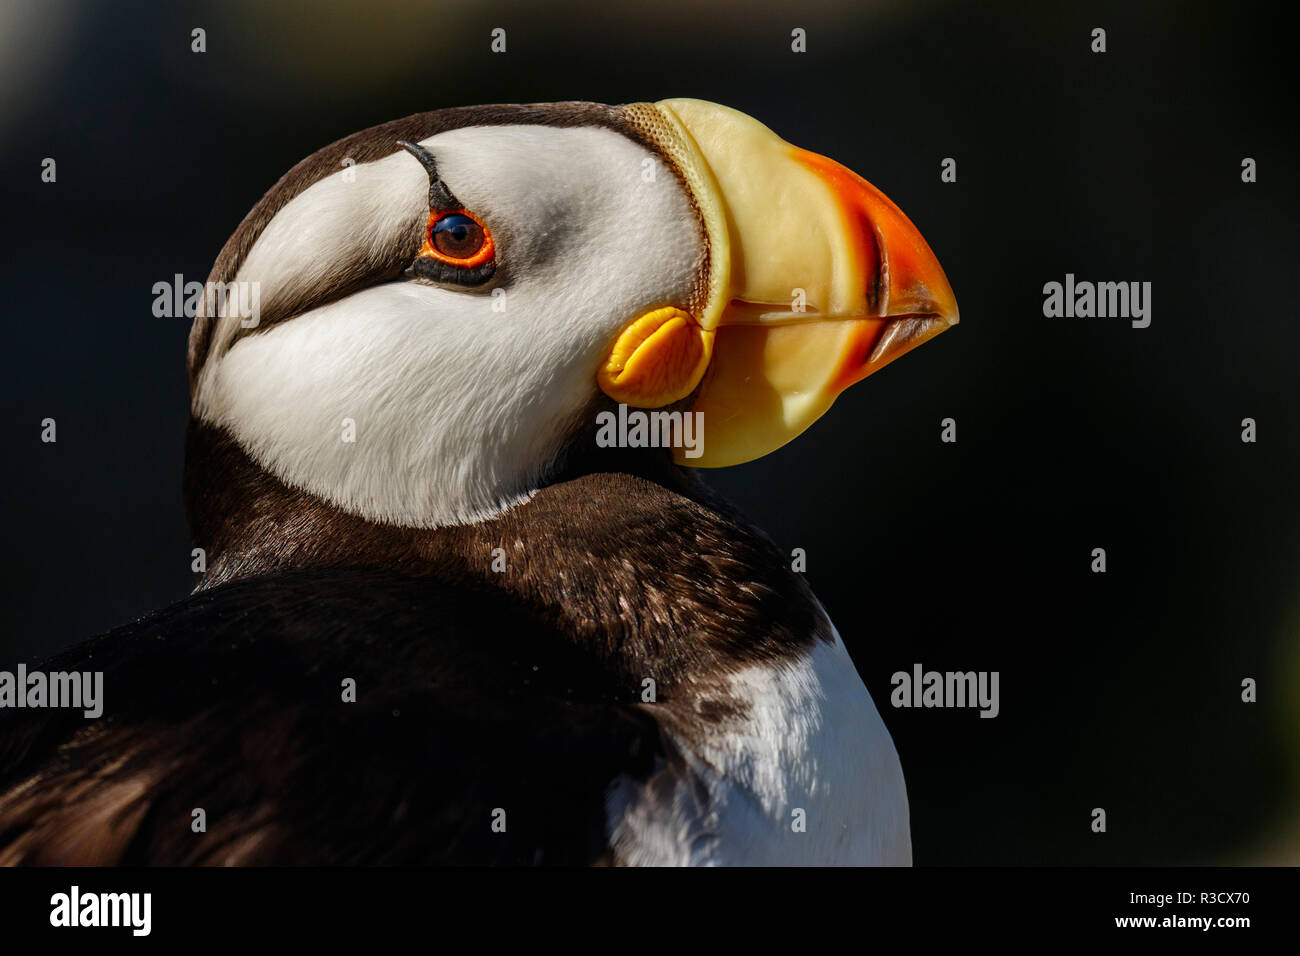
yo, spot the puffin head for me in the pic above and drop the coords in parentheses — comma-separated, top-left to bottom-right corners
(187, 100, 957, 530)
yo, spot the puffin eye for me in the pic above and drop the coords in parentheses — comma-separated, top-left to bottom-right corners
(431, 213, 486, 260)
(411, 209, 497, 286)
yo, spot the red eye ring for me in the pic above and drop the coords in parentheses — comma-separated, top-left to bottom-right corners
(420, 210, 494, 268)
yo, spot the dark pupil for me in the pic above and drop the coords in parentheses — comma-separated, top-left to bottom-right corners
(432, 214, 483, 258)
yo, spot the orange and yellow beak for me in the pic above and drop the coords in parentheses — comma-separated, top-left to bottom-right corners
(597, 98, 959, 467)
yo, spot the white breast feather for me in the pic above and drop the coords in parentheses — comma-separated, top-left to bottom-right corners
(606, 624, 910, 866)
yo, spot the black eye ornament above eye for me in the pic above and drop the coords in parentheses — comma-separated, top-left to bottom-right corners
(397, 139, 498, 287)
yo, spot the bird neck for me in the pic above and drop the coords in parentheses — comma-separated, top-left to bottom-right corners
(183, 416, 827, 681)
(186, 415, 699, 587)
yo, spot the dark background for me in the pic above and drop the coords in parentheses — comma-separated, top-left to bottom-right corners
(1, 0, 1295, 864)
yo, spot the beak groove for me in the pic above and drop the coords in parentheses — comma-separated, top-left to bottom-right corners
(871, 312, 958, 367)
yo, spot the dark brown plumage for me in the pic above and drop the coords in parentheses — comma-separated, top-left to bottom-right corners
(0, 423, 825, 864)
(0, 567, 668, 865)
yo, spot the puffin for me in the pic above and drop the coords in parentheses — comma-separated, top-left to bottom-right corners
(0, 99, 957, 866)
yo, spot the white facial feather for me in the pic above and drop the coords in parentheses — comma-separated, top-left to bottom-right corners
(194, 125, 704, 527)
